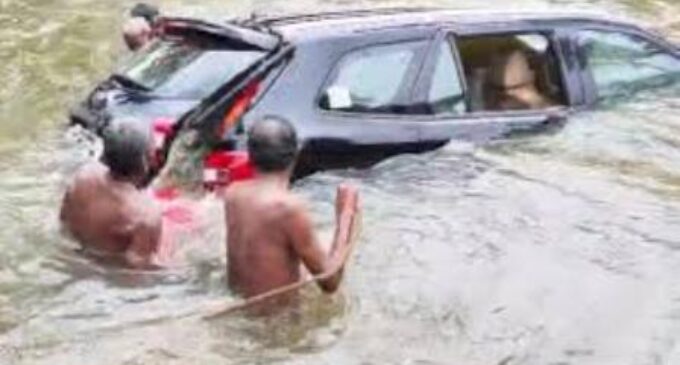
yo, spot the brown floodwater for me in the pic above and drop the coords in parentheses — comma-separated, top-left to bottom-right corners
(0, 0, 679, 364)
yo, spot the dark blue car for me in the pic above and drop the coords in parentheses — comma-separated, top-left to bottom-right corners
(70, 8, 680, 183)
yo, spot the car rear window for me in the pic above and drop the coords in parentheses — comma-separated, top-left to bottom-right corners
(117, 39, 265, 99)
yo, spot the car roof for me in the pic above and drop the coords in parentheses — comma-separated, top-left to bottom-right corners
(248, 7, 640, 42)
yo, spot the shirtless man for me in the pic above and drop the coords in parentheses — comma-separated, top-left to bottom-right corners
(130, 3, 160, 27)
(122, 3, 160, 51)
(224, 117, 360, 305)
(122, 17, 153, 52)
(60, 122, 162, 269)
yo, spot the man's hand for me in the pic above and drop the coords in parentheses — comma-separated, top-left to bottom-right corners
(285, 183, 360, 294)
(331, 183, 360, 270)
(335, 183, 359, 226)
(125, 203, 163, 270)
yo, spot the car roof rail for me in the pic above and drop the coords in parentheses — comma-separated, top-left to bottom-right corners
(253, 7, 446, 27)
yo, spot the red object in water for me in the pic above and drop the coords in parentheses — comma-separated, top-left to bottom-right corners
(162, 204, 194, 226)
(153, 186, 180, 200)
(149, 187, 194, 226)
(203, 151, 255, 189)
(151, 117, 176, 167)
(153, 117, 175, 134)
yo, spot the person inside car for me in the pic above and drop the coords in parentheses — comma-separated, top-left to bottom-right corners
(130, 2, 160, 27)
(485, 49, 555, 110)
(223, 117, 361, 310)
(122, 3, 160, 51)
(123, 16, 153, 51)
(60, 121, 163, 269)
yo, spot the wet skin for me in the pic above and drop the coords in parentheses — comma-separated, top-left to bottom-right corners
(224, 174, 360, 304)
(122, 17, 152, 52)
(59, 162, 162, 269)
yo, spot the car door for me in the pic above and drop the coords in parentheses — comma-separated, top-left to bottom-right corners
(411, 28, 571, 148)
(568, 25, 680, 104)
(305, 39, 430, 171)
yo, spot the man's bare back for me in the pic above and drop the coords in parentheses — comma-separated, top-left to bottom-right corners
(225, 179, 358, 299)
(60, 122, 162, 268)
(61, 163, 161, 264)
(224, 117, 359, 306)
(225, 179, 304, 297)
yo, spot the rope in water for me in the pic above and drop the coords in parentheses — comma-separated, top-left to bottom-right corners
(15, 210, 360, 351)
(59, 207, 363, 336)
(201, 209, 363, 319)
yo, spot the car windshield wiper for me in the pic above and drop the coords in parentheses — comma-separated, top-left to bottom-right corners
(110, 73, 152, 93)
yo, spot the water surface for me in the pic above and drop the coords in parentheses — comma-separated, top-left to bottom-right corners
(0, 1, 679, 364)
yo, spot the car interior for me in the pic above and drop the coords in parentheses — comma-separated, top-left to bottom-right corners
(456, 33, 566, 112)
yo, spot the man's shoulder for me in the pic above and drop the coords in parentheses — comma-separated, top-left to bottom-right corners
(65, 162, 107, 196)
(77, 161, 107, 177)
(223, 180, 251, 202)
(267, 193, 309, 223)
(280, 193, 306, 210)
(224, 180, 308, 215)
(70, 162, 107, 185)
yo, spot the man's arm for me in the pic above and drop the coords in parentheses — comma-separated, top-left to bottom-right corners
(284, 185, 359, 293)
(125, 208, 162, 269)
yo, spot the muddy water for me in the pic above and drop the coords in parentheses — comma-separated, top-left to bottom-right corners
(0, 0, 679, 364)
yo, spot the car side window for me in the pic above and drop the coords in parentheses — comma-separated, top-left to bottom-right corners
(319, 42, 423, 114)
(456, 33, 566, 112)
(577, 30, 680, 98)
(427, 39, 466, 115)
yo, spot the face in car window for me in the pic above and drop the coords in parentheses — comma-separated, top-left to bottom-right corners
(578, 30, 680, 99)
(321, 42, 424, 113)
(457, 33, 564, 112)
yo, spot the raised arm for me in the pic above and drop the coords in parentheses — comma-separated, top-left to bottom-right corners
(284, 184, 359, 293)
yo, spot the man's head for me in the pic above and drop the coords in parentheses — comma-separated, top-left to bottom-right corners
(101, 121, 152, 182)
(130, 3, 160, 26)
(123, 17, 152, 51)
(247, 117, 299, 174)
(488, 50, 536, 89)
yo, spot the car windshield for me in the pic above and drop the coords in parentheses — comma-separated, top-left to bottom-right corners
(116, 38, 265, 99)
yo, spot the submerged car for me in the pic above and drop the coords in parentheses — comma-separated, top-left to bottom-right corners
(70, 8, 680, 185)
